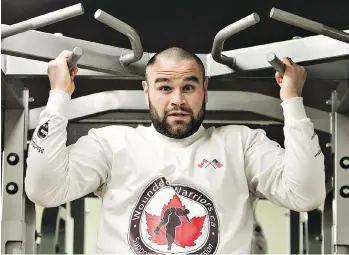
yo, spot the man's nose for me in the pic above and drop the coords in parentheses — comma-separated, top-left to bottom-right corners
(170, 90, 185, 106)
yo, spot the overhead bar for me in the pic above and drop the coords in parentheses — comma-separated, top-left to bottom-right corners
(207, 29, 349, 78)
(270, 8, 349, 44)
(94, 9, 143, 66)
(1, 3, 84, 39)
(1, 24, 348, 79)
(211, 13, 260, 67)
(1, 24, 149, 77)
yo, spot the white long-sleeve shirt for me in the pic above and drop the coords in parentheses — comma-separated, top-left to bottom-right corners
(25, 90, 326, 254)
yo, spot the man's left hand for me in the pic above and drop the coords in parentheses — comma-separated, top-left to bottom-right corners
(275, 57, 307, 101)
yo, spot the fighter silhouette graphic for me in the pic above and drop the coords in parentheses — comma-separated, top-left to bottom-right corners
(154, 207, 190, 250)
(131, 184, 218, 254)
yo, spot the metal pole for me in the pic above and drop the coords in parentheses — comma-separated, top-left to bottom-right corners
(270, 8, 349, 44)
(67, 47, 83, 71)
(1, 3, 84, 39)
(266, 53, 285, 76)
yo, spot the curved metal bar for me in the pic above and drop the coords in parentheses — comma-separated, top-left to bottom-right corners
(211, 13, 260, 67)
(94, 9, 143, 66)
(270, 8, 349, 44)
(1, 3, 84, 39)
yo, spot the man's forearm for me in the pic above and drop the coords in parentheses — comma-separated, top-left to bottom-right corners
(25, 90, 73, 206)
(280, 97, 326, 211)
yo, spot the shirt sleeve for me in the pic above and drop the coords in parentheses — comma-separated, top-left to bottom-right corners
(243, 97, 326, 212)
(25, 90, 110, 207)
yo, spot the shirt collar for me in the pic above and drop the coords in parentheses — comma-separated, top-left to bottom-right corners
(148, 124, 206, 148)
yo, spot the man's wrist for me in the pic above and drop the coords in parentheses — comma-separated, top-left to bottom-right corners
(281, 97, 307, 124)
(45, 89, 71, 116)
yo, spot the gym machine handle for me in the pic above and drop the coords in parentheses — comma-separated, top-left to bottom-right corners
(211, 13, 260, 67)
(270, 8, 349, 44)
(266, 53, 285, 76)
(1, 3, 84, 39)
(94, 10, 143, 66)
(67, 47, 83, 71)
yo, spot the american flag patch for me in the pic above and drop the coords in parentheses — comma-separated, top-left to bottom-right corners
(212, 159, 223, 168)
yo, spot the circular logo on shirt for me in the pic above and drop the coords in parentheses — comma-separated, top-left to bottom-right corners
(37, 121, 49, 139)
(128, 177, 219, 254)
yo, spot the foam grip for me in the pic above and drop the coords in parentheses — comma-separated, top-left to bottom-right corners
(266, 52, 285, 77)
(67, 47, 83, 71)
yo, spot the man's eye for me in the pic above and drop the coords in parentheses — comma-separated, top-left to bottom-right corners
(159, 86, 171, 92)
(183, 85, 195, 91)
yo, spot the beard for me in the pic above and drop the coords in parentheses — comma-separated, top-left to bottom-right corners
(148, 95, 206, 139)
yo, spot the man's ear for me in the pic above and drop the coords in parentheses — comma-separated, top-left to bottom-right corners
(204, 77, 208, 103)
(142, 80, 149, 106)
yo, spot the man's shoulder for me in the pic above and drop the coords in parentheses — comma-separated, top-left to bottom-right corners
(208, 124, 262, 147)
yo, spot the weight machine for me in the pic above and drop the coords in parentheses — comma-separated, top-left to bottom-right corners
(1, 3, 349, 254)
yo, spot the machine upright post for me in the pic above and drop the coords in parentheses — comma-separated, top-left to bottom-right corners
(1, 80, 36, 254)
(333, 112, 349, 254)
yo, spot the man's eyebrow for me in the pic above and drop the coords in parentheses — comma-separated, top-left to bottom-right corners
(154, 77, 170, 84)
(184, 76, 200, 84)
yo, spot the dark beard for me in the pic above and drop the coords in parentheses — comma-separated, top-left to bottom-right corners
(148, 96, 205, 139)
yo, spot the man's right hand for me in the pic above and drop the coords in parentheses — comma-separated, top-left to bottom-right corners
(47, 50, 79, 96)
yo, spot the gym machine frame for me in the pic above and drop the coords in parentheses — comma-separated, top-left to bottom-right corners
(1, 3, 349, 254)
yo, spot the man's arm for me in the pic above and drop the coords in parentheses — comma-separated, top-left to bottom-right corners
(25, 51, 110, 207)
(244, 98, 326, 211)
(244, 58, 326, 212)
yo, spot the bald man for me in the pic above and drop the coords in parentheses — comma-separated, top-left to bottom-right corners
(25, 47, 325, 254)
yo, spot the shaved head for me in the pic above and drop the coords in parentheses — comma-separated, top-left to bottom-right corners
(145, 47, 206, 82)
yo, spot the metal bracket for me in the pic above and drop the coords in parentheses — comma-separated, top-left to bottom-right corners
(94, 9, 143, 66)
(211, 13, 260, 68)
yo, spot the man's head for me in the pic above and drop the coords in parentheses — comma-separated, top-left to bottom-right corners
(142, 47, 208, 139)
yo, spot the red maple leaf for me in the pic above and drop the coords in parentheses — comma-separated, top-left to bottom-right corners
(145, 194, 206, 248)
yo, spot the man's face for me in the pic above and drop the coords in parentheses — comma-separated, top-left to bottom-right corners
(142, 57, 208, 139)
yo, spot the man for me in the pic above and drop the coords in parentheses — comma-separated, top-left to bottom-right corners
(25, 47, 326, 254)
